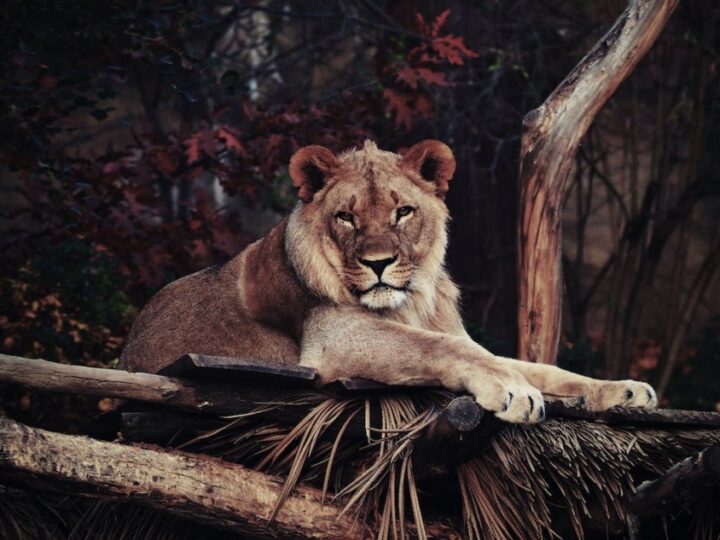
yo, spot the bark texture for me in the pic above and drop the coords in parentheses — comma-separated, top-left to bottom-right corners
(0, 417, 370, 539)
(0, 353, 302, 416)
(517, 0, 679, 364)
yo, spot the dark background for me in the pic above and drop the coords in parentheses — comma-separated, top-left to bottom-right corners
(1, 0, 719, 431)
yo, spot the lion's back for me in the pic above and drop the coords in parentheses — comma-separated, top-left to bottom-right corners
(120, 256, 301, 374)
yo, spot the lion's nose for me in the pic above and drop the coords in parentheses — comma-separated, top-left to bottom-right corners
(359, 256, 397, 279)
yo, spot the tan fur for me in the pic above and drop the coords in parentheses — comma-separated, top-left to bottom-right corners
(121, 140, 657, 423)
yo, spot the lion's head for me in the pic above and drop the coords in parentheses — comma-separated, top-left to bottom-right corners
(285, 140, 456, 317)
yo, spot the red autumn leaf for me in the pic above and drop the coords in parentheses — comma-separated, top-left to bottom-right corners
(397, 67, 449, 89)
(431, 9, 451, 36)
(415, 12, 429, 35)
(414, 95, 434, 118)
(184, 130, 216, 164)
(215, 126, 250, 159)
(433, 35, 479, 65)
(416, 9, 450, 38)
(416, 67, 449, 86)
(397, 67, 420, 89)
(185, 134, 201, 164)
(383, 89, 414, 130)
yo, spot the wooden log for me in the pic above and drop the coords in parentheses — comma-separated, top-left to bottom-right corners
(413, 397, 502, 478)
(0, 353, 307, 417)
(0, 417, 461, 539)
(544, 400, 720, 428)
(516, 0, 679, 364)
(627, 444, 720, 518)
(0, 417, 366, 539)
(6, 353, 720, 428)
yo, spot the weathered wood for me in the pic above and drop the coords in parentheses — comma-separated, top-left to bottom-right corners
(323, 376, 390, 395)
(0, 353, 306, 417)
(6, 353, 720, 481)
(627, 444, 720, 518)
(545, 400, 720, 428)
(0, 417, 369, 539)
(6, 354, 720, 431)
(160, 353, 317, 388)
(516, 0, 679, 364)
(0, 418, 461, 539)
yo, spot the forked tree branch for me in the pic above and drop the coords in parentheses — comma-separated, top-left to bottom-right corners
(517, 0, 679, 364)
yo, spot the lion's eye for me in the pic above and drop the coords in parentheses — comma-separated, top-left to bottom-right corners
(396, 206, 414, 220)
(336, 211, 354, 224)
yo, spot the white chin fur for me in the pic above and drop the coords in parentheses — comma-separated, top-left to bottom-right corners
(359, 287, 408, 310)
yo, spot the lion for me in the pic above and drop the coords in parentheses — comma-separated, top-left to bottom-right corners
(120, 139, 657, 423)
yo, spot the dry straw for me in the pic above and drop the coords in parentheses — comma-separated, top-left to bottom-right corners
(179, 392, 720, 540)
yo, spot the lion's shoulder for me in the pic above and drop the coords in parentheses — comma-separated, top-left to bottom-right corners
(240, 218, 311, 337)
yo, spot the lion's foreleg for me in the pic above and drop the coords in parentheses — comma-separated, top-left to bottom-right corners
(300, 307, 545, 424)
(494, 357, 658, 411)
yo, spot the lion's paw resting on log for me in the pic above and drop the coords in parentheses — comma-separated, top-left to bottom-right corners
(120, 140, 657, 424)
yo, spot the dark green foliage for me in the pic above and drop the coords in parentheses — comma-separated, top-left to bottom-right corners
(28, 239, 134, 328)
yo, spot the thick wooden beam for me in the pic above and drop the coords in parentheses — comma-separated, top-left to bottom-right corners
(517, 0, 678, 364)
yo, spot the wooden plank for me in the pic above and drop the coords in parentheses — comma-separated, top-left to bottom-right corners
(159, 353, 318, 388)
(160, 356, 391, 395)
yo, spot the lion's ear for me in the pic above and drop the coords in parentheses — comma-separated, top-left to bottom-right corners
(401, 140, 456, 199)
(289, 146, 338, 203)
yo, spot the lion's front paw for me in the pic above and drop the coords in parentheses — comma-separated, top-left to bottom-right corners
(466, 372, 545, 424)
(587, 380, 658, 411)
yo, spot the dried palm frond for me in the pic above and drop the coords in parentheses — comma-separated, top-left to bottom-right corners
(457, 421, 720, 540)
(0, 486, 75, 540)
(182, 393, 720, 540)
(0, 487, 235, 540)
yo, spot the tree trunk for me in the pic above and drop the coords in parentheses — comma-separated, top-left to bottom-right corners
(517, 0, 678, 364)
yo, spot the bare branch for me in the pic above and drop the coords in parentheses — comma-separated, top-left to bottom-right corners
(517, 0, 679, 364)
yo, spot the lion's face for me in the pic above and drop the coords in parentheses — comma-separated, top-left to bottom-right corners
(286, 140, 456, 312)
